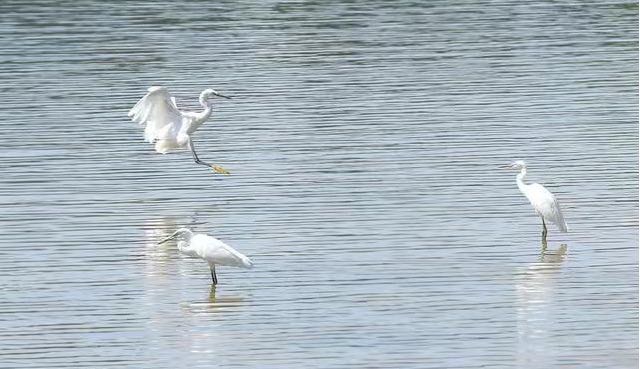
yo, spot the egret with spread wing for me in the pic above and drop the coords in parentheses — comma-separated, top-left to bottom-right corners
(505, 160, 568, 239)
(159, 228, 253, 285)
(128, 86, 231, 174)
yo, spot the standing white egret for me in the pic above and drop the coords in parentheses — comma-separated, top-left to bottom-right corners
(128, 86, 231, 174)
(159, 228, 253, 285)
(505, 160, 568, 239)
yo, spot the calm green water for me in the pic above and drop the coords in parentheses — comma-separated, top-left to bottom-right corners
(0, 1, 637, 368)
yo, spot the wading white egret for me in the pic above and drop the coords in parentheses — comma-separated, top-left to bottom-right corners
(505, 160, 568, 239)
(159, 228, 253, 285)
(128, 86, 231, 174)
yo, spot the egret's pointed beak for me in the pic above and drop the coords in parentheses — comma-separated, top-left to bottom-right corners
(499, 165, 511, 169)
(214, 92, 232, 99)
(158, 234, 177, 245)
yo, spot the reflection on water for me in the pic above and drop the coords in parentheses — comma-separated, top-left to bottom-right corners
(143, 217, 181, 264)
(540, 243, 568, 264)
(184, 286, 246, 315)
(516, 244, 568, 368)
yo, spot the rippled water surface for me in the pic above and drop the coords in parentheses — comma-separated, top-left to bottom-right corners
(0, 1, 637, 368)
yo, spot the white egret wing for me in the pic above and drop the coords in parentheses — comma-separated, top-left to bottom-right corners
(194, 235, 253, 269)
(527, 183, 568, 232)
(128, 86, 184, 143)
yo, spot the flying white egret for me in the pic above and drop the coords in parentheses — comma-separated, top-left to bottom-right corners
(159, 228, 253, 285)
(128, 86, 231, 174)
(505, 160, 568, 239)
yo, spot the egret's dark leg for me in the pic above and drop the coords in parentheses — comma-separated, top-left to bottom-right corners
(209, 284, 217, 302)
(188, 137, 229, 174)
(188, 137, 213, 168)
(210, 265, 218, 285)
(541, 217, 548, 240)
(540, 237, 548, 256)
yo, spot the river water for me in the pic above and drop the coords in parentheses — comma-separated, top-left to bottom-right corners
(0, 1, 637, 368)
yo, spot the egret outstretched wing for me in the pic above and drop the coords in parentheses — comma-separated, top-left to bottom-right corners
(128, 86, 184, 143)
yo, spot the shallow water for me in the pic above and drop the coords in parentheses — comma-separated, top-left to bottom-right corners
(0, 1, 637, 368)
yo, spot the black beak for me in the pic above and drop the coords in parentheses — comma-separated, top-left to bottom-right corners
(158, 235, 176, 244)
(214, 92, 232, 99)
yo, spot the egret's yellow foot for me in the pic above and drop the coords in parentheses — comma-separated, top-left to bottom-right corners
(212, 165, 230, 175)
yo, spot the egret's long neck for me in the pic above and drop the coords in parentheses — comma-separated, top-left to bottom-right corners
(177, 241, 187, 252)
(191, 95, 214, 128)
(516, 167, 528, 193)
(176, 231, 194, 252)
(199, 94, 212, 110)
(177, 238, 194, 253)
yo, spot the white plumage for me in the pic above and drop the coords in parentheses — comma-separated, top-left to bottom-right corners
(507, 160, 568, 237)
(159, 228, 253, 285)
(128, 86, 231, 173)
(184, 233, 254, 269)
(520, 182, 567, 232)
(128, 86, 187, 153)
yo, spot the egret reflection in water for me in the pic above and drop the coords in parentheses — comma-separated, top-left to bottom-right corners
(206, 286, 246, 310)
(516, 243, 568, 367)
